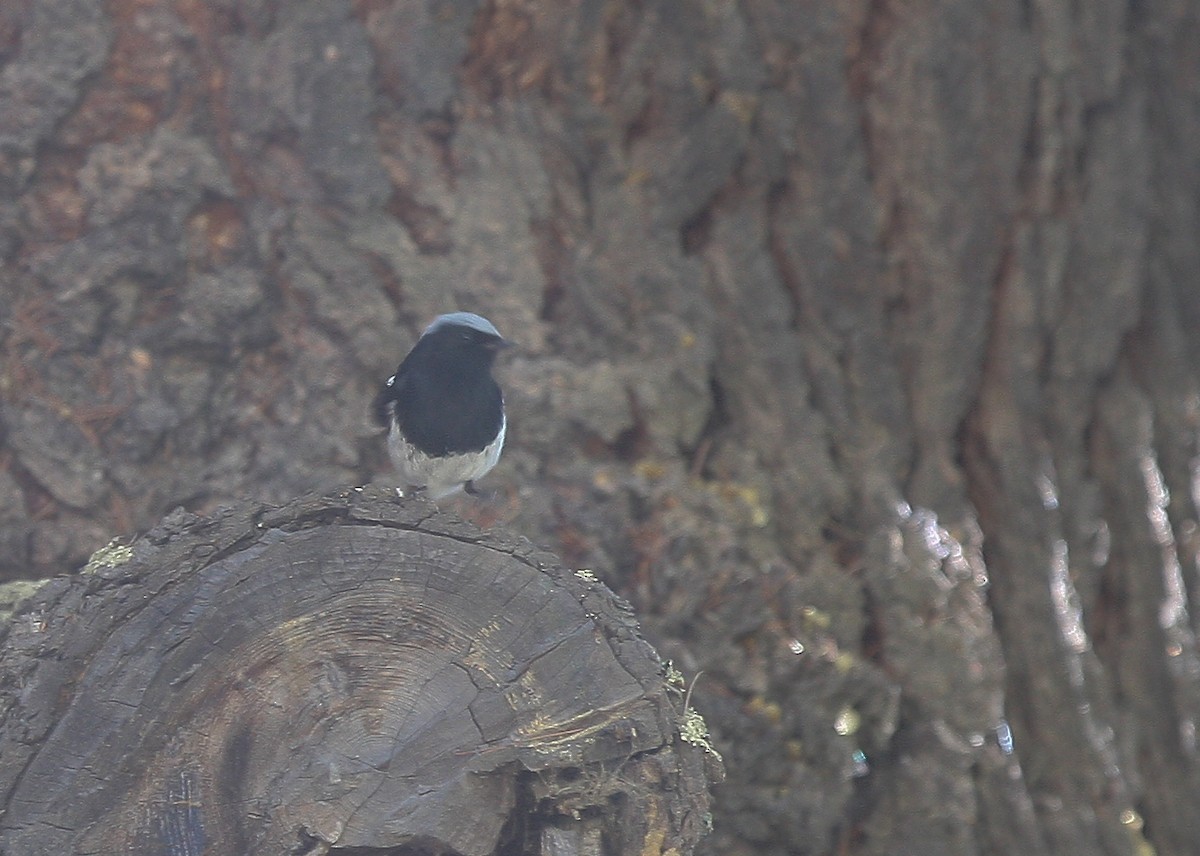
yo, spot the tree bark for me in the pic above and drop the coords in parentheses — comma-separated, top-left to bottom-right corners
(1, 1, 1199, 855)
(0, 487, 719, 855)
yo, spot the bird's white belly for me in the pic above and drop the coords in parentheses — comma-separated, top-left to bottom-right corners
(388, 416, 505, 499)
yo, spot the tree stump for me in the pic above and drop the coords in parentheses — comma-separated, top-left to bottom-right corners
(0, 487, 720, 856)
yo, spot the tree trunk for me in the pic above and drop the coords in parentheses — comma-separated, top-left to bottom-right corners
(1, 1, 1198, 855)
(0, 488, 719, 855)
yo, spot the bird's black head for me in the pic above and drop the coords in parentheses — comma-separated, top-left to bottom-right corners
(415, 312, 508, 374)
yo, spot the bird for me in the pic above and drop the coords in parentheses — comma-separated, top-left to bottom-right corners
(373, 312, 508, 499)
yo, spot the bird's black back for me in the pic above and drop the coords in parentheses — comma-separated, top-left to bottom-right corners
(374, 323, 504, 456)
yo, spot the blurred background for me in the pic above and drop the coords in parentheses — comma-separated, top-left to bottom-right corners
(2, 1, 1199, 854)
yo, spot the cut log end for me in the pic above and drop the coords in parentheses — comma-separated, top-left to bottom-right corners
(0, 487, 722, 856)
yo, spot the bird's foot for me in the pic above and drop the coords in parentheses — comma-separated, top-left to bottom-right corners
(463, 480, 501, 501)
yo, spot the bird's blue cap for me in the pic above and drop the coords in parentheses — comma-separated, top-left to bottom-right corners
(423, 312, 503, 340)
